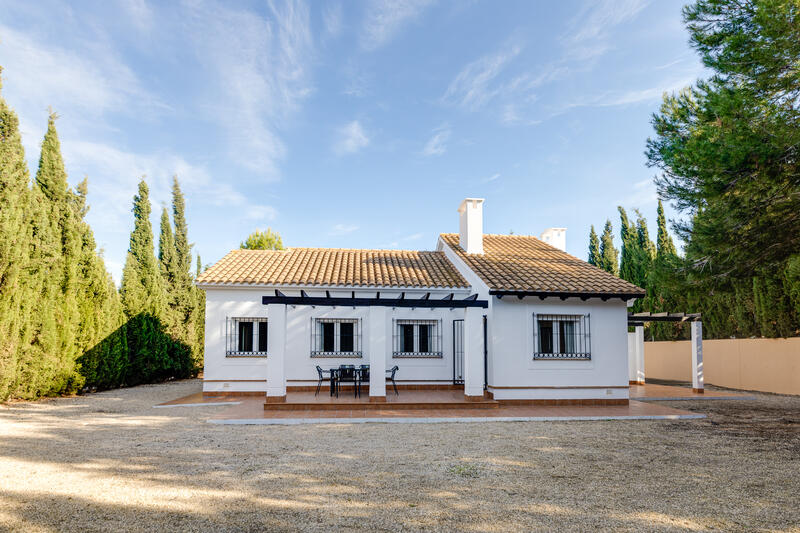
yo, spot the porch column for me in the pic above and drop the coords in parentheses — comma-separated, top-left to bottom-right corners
(463, 307, 484, 401)
(368, 306, 387, 401)
(627, 331, 637, 384)
(265, 303, 287, 402)
(691, 321, 704, 393)
(635, 325, 645, 385)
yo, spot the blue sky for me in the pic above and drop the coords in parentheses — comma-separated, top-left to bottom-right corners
(0, 0, 705, 282)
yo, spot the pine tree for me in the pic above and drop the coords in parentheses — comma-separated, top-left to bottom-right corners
(587, 225, 601, 266)
(0, 66, 31, 400)
(655, 200, 676, 257)
(599, 220, 619, 276)
(241, 228, 284, 250)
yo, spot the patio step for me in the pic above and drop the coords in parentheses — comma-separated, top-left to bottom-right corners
(263, 399, 500, 411)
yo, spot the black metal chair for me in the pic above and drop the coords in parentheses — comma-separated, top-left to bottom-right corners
(356, 365, 370, 398)
(338, 365, 357, 398)
(386, 365, 399, 395)
(315, 366, 335, 397)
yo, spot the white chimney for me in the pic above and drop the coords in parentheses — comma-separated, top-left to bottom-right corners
(540, 227, 567, 252)
(458, 198, 484, 254)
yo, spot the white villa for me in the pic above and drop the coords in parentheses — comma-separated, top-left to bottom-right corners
(196, 198, 648, 405)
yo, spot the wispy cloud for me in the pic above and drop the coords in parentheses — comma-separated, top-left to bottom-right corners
(442, 44, 521, 110)
(421, 124, 450, 156)
(57, 139, 273, 281)
(442, 42, 567, 123)
(0, 23, 164, 120)
(360, 0, 434, 50)
(322, 2, 343, 39)
(333, 120, 369, 155)
(120, 0, 154, 32)
(483, 173, 501, 183)
(558, 75, 697, 112)
(619, 178, 658, 207)
(562, 0, 648, 60)
(184, 0, 314, 179)
(329, 223, 359, 236)
(342, 61, 371, 97)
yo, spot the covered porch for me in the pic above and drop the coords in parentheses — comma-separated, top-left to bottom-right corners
(263, 290, 490, 404)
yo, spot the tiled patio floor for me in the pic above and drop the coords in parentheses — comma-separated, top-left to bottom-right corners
(154, 384, 718, 424)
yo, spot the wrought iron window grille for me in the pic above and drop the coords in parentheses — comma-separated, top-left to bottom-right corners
(392, 319, 443, 358)
(533, 313, 591, 360)
(225, 317, 269, 357)
(310, 318, 363, 357)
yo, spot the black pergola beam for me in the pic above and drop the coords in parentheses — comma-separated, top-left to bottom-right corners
(262, 293, 488, 308)
(627, 312, 701, 324)
(489, 290, 644, 301)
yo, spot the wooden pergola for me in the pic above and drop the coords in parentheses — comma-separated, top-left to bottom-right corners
(626, 312, 704, 393)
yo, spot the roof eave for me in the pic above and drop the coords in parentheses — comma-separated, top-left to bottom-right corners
(488, 289, 645, 301)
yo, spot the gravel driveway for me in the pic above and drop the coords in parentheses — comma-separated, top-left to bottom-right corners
(1, 379, 798, 532)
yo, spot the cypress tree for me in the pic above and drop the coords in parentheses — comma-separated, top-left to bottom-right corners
(618, 206, 640, 284)
(170, 177, 202, 369)
(655, 200, 676, 257)
(72, 178, 128, 390)
(121, 179, 164, 318)
(121, 179, 172, 384)
(158, 206, 178, 333)
(0, 66, 31, 399)
(587, 225, 601, 266)
(33, 112, 83, 393)
(172, 177, 191, 275)
(599, 220, 619, 276)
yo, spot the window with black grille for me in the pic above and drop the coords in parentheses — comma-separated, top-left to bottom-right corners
(226, 317, 268, 356)
(311, 318, 362, 357)
(393, 319, 442, 358)
(533, 314, 591, 360)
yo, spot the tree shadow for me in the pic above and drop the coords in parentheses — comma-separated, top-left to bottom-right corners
(78, 312, 197, 391)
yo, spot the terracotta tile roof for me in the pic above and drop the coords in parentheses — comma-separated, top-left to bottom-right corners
(440, 233, 645, 296)
(196, 248, 469, 289)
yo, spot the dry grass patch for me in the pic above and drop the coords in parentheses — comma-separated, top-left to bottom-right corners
(0, 380, 798, 532)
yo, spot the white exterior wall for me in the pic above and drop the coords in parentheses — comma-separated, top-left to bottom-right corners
(438, 237, 630, 401)
(201, 286, 468, 393)
(486, 297, 630, 400)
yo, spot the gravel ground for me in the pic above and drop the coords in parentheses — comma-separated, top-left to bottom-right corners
(1, 380, 798, 532)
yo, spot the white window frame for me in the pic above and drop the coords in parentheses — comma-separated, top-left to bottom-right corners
(533, 313, 591, 360)
(311, 318, 362, 358)
(225, 317, 268, 357)
(393, 319, 443, 358)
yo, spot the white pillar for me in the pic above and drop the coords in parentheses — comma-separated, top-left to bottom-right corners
(627, 331, 637, 384)
(368, 306, 387, 400)
(635, 325, 645, 385)
(691, 321, 704, 393)
(265, 303, 287, 402)
(463, 308, 484, 400)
